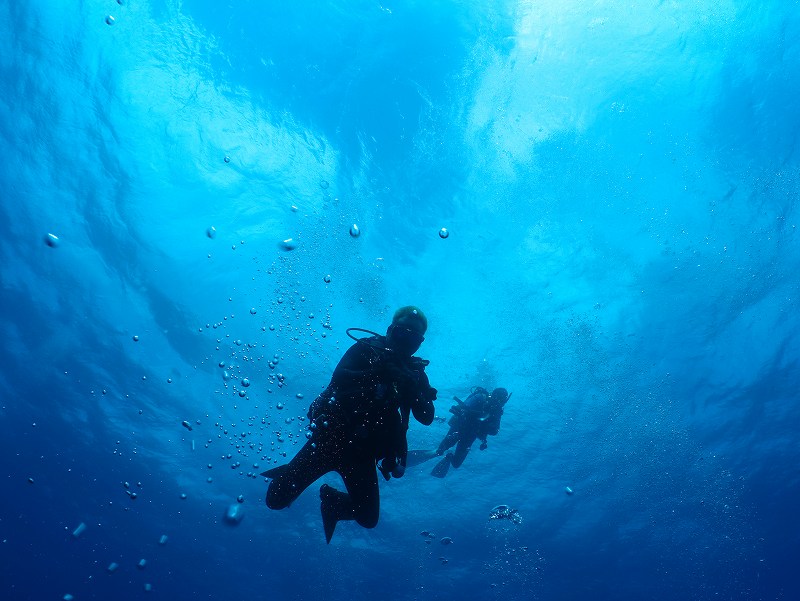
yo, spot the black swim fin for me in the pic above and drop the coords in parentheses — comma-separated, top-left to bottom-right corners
(260, 464, 289, 479)
(405, 450, 438, 467)
(320, 484, 338, 544)
(431, 454, 452, 478)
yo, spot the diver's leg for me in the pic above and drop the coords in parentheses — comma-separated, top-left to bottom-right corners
(340, 456, 380, 529)
(319, 454, 379, 542)
(450, 436, 473, 468)
(436, 428, 460, 455)
(266, 439, 334, 509)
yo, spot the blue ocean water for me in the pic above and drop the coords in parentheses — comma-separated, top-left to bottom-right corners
(1, 1, 798, 599)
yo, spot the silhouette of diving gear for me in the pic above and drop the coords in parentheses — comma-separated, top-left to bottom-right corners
(265, 318, 436, 542)
(428, 386, 510, 478)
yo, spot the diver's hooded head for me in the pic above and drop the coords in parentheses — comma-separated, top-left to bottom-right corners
(491, 388, 509, 406)
(386, 306, 427, 356)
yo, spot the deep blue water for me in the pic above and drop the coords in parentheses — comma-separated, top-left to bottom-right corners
(1, 1, 798, 600)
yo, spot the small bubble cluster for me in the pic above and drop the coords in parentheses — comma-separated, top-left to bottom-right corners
(489, 504, 523, 524)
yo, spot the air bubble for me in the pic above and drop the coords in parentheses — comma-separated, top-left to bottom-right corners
(324, 275, 331, 283)
(44, 233, 59, 247)
(206, 227, 217, 239)
(105, 15, 115, 25)
(224, 503, 244, 525)
(438, 227, 450, 239)
(349, 224, 361, 238)
(280, 238, 297, 251)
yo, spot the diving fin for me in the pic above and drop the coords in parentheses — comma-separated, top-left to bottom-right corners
(405, 450, 438, 467)
(431, 454, 452, 478)
(260, 464, 289, 480)
(320, 484, 338, 544)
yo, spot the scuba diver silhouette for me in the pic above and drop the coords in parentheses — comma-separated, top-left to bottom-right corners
(408, 386, 510, 478)
(263, 306, 437, 543)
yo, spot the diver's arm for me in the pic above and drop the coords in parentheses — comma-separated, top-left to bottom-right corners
(411, 396, 435, 425)
(409, 371, 436, 425)
(485, 409, 503, 436)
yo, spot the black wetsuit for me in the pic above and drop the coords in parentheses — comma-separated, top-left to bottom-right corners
(265, 335, 436, 529)
(437, 389, 503, 468)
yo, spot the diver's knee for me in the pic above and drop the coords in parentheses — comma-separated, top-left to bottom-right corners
(265, 485, 290, 510)
(356, 517, 378, 529)
(355, 512, 379, 529)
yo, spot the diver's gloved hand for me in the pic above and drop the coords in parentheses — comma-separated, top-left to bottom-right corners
(378, 457, 406, 480)
(378, 458, 395, 481)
